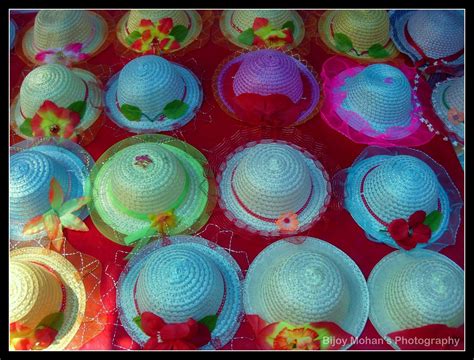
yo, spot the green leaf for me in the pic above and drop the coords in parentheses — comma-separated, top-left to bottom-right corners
(368, 43, 390, 59)
(169, 25, 189, 43)
(38, 312, 64, 331)
(59, 196, 90, 217)
(67, 100, 87, 119)
(126, 30, 142, 45)
(133, 315, 143, 331)
(423, 210, 443, 232)
(19, 118, 33, 137)
(162, 100, 189, 120)
(238, 28, 255, 46)
(333, 33, 353, 53)
(198, 314, 218, 333)
(281, 20, 295, 34)
(49, 178, 64, 211)
(60, 213, 89, 231)
(120, 104, 142, 121)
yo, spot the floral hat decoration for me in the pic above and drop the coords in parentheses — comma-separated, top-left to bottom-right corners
(368, 249, 464, 350)
(244, 237, 369, 350)
(336, 146, 462, 252)
(117, 235, 243, 350)
(104, 55, 203, 133)
(88, 134, 217, 258)
(10, 137, 94, 250)
(213, 49, 321, 127)
(317, 10, 399, 62)
(10, 63, 104, 146)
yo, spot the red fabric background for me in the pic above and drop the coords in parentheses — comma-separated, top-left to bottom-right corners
(10, 10, 464, 351)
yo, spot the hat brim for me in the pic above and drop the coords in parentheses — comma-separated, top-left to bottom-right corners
(117, 235, 243, 349)
(104, 62, 202, 133)
(10, 247, 86, 350)
(9, 138, 94, 243)
(243, 237, 369, 350)
(10, 19, 16, 50)
(218, 140, 330, 236)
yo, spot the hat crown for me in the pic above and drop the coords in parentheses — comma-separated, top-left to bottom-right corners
(342, 64, 413, 132)
(117, 55, 185, 117)
(10, 260, 63, 329)
(110, 143, 186, 214)
(385, 258, 464, 329)
(135, 245, 225, 323)
(261, 251, 348, 324)
(445, 76, 464, 112)
(34, 10, 92, 51)
(363, 155, 439, 223)
(332, 10, 390, 51)
(232, 10, 295, 32)
(407, 10, 464, 59)
(233, 50, 303, 103)
(233, 143, 313, 219)
(127, 10, 190, 32)
(19, 64, 86, 119)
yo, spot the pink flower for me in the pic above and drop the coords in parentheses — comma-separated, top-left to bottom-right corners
(35, 43, 89, 66)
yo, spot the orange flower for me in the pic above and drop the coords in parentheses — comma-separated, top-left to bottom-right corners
(447, 107, 464, 125)
(30, 100, 80, 140)
(149, 210, 177, 234)
(275, 212, 299, 232)
(274, 327, 321, 350)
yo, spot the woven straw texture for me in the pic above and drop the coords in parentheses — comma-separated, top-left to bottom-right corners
(368, 249, 464, 349)
(11, 18, 16, 49)
(117, 236, 243, 349)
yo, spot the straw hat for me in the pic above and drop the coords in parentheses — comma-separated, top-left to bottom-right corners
(219, 10, 304, 50)
(21, 10, 108, 64)
(89, 134, 215, 245)
(117, 235, 243, 349)
(10, 247, 86, 350)
(343, 146, 462, 251)
(9, 137, 94, 243)
(11, 18, 17, 50)
(218, 141, 330, 236)
(368, 249, 464, 349)
(104, 55, 203, 133)
(431, 76, 464, 143)
(389, 10, 464, 68)
(10, 63, 103, 141)
(244, 237, 369, 349)
(214, 49, 320, 126)
(318, 10, 398, 61)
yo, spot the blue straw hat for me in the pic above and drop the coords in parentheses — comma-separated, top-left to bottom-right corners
(104, 55, 203, 133)
(9, 138, 94, 243)
(117, 235, 243, 349)
(10, 18, 17, 50)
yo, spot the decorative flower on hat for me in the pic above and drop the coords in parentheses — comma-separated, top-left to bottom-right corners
(387, 324, 464, 350)
(275, 212, 299, 232)
(10, 312, 64, 351)
(238, 18, 294, 49)
(333, 33, 390, 59)
(246, 315, 353, 350)
(120, 99, 189, 122)
(447, 108, 464, 126)
(22, 177, 90, 251)
(35, 43, 89, 66)
(133, 311, 215, 350)
(126, 18, 189, 54)
(385, 210, 442, 250)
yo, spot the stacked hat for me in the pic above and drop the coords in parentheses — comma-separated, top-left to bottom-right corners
(219, 10, 305, 50)
(320, 56, 434, 146)
(20, 10, 109, 65)
(244, 237, 369, 350)
(389, 10, 464, 71)
(89, 134, 215, 246)
(11, 18, 17, 50)
(218, 140, 330, 236)
(318, 10, 398, 61)
(10, 63, 103, 145)
(342, 146, 462, 251)
(117, 235, 243, 349)
(368, 249, 464, 349)
(9, 138, 93, 244)
(104, 55, 203, 133)
(214, 49, 321, 126)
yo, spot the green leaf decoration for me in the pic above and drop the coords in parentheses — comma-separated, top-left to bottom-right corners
(423, 210, 443, 232)
(163, 100, 189, 120)
(59, 196, 90, 217)
(19, 118, 33, 137)
(120, 104, 142, 121)
(238, 28, 255, 46)
(126, 30, 143, 45)
(49, 178, 64, 212)
(333, 33, 353, 53)
(368, 43, 390, 59)
(38, 312, 64, 331)
(133, 315, 143, 331)
(198, 314, 218, 333)
(281, 20, 295, 34)
(67, 100, 87, 119)
(169, 25, 189, 43)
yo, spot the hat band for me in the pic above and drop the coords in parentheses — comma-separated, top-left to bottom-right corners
(360, 164, 442, 227)
(125, 12, 193, 36)
(230, 166, 314, 222)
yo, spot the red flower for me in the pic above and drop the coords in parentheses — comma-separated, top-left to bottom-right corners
(157, 18, 174, 35)
(30, 100, 80, 140)
(387, 210, 432, 250)
(252, 17, 269, 31)
(34, 327, 58, 349)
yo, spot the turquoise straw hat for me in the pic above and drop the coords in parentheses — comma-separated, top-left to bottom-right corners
(10, 18, 17, 50)
(117, 235, 243, 349)
(104, 55, 203, 133)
